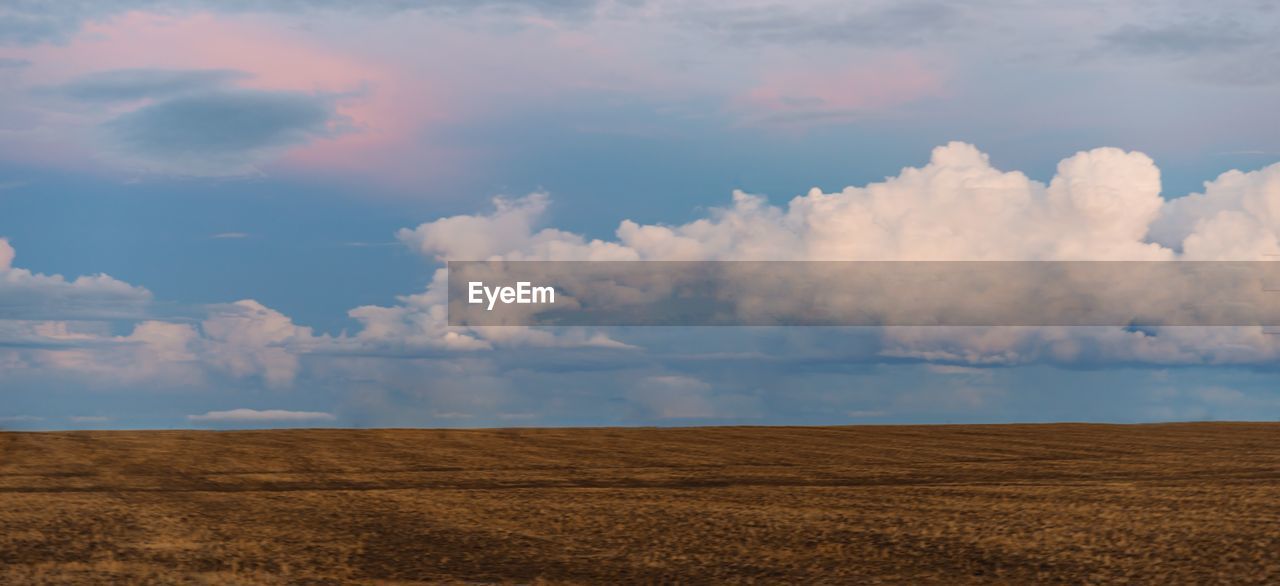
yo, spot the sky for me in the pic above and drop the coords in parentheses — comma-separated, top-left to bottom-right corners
(2, 0, 1280, 429)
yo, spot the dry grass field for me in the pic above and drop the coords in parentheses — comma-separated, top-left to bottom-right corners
(2, 423, 1279, 584)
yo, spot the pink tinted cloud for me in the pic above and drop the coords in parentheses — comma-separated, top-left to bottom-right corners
(1, 11, 455, 182)
(736, 56, 946, 126)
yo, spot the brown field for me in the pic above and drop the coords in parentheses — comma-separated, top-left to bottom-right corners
(2, 423, 1279, 584)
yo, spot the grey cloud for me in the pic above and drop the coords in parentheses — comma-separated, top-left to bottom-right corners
(0, 278, 152, 321)
(102, 89, 343, 175)
(1190, 49, 1280, 86)
(54, 68, 249, 102)
(1095, 12, 1280, 85)
(44, 67, 345, 174)
(0, 2, 84, 45)
(0, 333, 137, 350)
(1101, 21, 1262, 57)
(687, 1, 963, 46)
(0, 0, 608, 46)
(0, 57, 30, 68)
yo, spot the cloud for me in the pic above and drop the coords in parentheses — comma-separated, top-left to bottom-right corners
(1143, 385, 1280, 421)
(0, 237, 153, 320)
(10, 141, 1263, 389)
(895, 383, 1004, 412)
(187, 408, 336, 422)
(879, 325, 1280, 367)
(688, 1, 963, 46)
(344, 267, 635, 353)
(23, 320, 204, 385)
(102, 89, 344, 175)
(846, 410, 887, 418)
(0, 57, 29, 68)
(9, 142, 1280, 422)
(0, 414, 44, 422)
(399, 192, 555, 261)
(200, 300, 315, 388)
(735, 57, 945, 126)
(51, 68, 249, 102)
(0, 239, 317, 387)
(212, 232, 249, 239)
(421, 142, 1170, 263)
(0, 1, 608, 46)
(377, 142, 1280, 367)
(338, 194, 638, 352)
(0, 3, 84, 45)
(1101, 22, 1261, 57)
(2, 302, 318, 389)
(1095, 13, 1280, 85)
(925, 364, 992, 377)
(1151, 162, 1280, 257)
(628, 374, 721, 419)
(33, 67, 350, 175)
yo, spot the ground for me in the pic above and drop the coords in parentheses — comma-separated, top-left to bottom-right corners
(2, 423, 1279, 584)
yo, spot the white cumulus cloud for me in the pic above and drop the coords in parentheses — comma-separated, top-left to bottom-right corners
(187, 408, 336, 422)
(371, 142, 1280, 366)
(0, 239, 320, 387)
(0, 237, 152, 319)
(200, 300, 315, 388)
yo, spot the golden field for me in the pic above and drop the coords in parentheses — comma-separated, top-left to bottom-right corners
(2, 423, 1279, 584)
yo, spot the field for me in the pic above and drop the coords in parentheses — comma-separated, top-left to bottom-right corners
(2, 423, 1279, 584)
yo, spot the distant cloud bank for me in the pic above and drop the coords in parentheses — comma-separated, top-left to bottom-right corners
(3, 143, 1280, 424)
(188, 409, 336, 422)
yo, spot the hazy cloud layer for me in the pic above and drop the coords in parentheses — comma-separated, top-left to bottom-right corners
(3, 1, 1278, 186)
(687, 1, 964, 46)
(0, 0, 608, 45)
(1101, 22, 1261, 57)
(53, 68, 250, 102)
